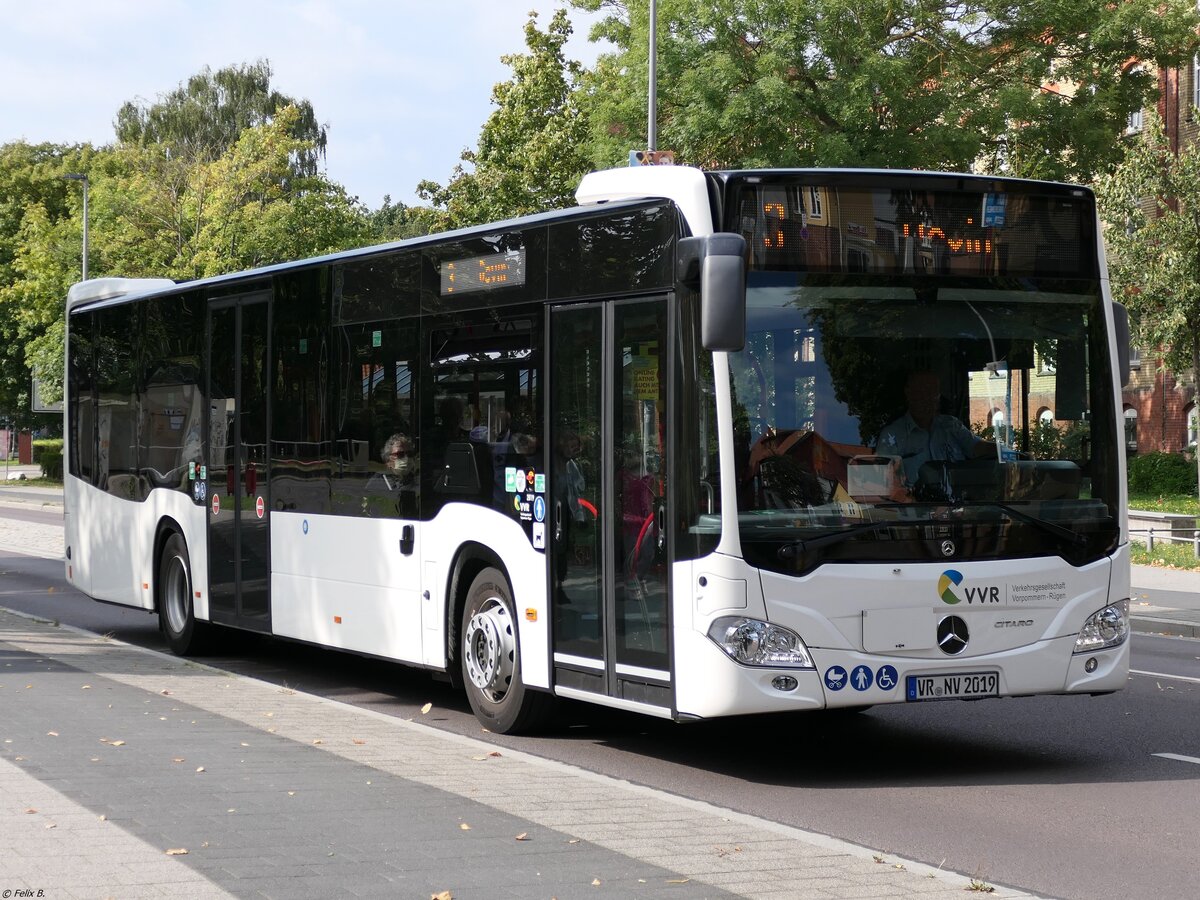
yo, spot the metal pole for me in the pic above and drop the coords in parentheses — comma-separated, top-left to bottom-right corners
(81, 176, 88, 281)
(63, 173, 89, 281)
(648, 0, 657, 151)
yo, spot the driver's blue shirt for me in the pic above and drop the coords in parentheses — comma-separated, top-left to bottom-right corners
(876, 412, 982, 485)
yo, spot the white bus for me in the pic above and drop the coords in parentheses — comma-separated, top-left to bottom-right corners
(64, 166, 1132, 733)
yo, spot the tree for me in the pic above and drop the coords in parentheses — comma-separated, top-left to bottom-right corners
(114, 60, 328, 176)
(0, 141, 96, 427)
(418, 10, 593, 230)
(1096, 112, 1200, 492)
(572, 0, 1198, 181)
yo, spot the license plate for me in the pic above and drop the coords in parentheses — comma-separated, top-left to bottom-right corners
(906, 671, 999, 701)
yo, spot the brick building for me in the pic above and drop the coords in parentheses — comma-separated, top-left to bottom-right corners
(1119, 57, 1200, 458)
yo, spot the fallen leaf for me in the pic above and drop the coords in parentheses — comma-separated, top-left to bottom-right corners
(459, 823, 471, 831)
(567, 838, 580, 844)
(666, 879, 689, 884)
(515, 832, 529, 841)
(160, 690, 171, 695)
(24, 808, 36, 814)
(45, 823, 56, 829)
(99, 815, 106, 821)
(195, 767, 205, 773)
(352, 739, 366, 745)
(432, 892, 453, 900)
(592, 878, 601, 886)
(421, 702, 432, 714)
(111, 740, 126, 747)
(172, 758, 185, 763)
(240, 742, 249, 747)
(81, 685, 91, 690)
(46, 731, 58, 737)
(288, 791, 296, 796)
(312, 739, 323, 745)
(165, 848, 188, 856)
(471, 755, 488, 761)
(488, 751, 502, 758)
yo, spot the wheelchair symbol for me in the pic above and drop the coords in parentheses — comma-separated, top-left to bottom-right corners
(876, 665, 898, 691)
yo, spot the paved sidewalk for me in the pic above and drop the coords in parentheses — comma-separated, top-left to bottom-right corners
(0, 608, 1033, 900)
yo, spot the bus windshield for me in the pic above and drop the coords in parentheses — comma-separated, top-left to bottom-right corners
(724, 177, 1119, 575)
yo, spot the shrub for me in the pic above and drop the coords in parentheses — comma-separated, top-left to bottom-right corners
(1127, 451, 1198, 495)
(32, 438, 63, 481)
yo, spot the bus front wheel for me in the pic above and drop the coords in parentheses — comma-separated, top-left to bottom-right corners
(461, 567, 553, 734)
(157, 532, 209, 656)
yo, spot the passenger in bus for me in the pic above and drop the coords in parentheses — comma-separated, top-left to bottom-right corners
(876, 370, 993, 487)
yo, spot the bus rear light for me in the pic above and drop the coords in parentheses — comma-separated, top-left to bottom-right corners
(1073, 600, 1129, 653)
(707, 617, 815, 669)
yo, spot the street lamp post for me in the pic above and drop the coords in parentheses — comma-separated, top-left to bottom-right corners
(63, 173, 89, 281)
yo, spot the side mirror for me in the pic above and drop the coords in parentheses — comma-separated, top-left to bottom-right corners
(678, 234, 746, 352)
(1112, 302, 1131, 387)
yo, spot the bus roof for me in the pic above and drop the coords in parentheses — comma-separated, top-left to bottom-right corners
(66, 196, 672, 314)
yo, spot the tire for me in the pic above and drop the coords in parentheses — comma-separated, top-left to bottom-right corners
(460, 566, 554, 734)
(157, 531, 209, 655)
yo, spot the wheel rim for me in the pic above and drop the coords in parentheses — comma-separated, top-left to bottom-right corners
(164, 554, 190, 636)
(464, 596, 515, 703)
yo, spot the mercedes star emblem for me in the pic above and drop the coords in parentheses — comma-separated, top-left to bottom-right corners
(940, 539, 956, 558)
(937, 615, 969, 655)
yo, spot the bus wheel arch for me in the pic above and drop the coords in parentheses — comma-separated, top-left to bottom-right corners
(154, 519, 209, 655)
(449, 548, 553, 733)
(445, 543, 505, 688)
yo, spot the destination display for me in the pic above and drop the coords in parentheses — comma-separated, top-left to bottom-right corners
(732, 179, 1096, 279)
(439, 248, 526, 295)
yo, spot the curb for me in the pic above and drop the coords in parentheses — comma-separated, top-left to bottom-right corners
(1131, 616, 1200, 640)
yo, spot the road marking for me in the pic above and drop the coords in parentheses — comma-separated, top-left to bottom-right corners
(1130, 669, 1200, 685)
(1152, 753, 1200, 766)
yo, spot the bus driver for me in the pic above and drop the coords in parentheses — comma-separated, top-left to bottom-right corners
(876, 370, 994, 487)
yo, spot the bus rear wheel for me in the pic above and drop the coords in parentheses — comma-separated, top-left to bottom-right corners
(461, 566, 553, 734)
(157, 532, 209, 656)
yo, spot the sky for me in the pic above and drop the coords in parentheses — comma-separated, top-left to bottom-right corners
(0, 1, 610, 209)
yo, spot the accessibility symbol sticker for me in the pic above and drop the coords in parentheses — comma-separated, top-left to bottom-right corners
(850, 664, 874, 692)
(824, 666, 848, 692)
(876, 665, 898, 691)
(533, 496, 546, 523)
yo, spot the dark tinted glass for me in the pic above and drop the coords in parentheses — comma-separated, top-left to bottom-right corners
(272, 269, 333, 515)
(68, 311, 96, 483)
(422, 229, 547, 313)
(421, 306, 542, 524)
(336, 252, 420, 323)
(731, 179, 1097, 279)
(331, 319, 420, 519)
(94, 303, 140, 500)
(140, 292, 204, 496)
(547, 204, 676, 299)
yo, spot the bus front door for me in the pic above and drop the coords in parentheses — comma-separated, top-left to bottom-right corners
(549, 296, 672, 711)
(206, 293, 271, 632)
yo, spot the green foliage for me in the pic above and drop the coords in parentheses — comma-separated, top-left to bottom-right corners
(418, 10, 593, 230)
(1128, 493, 1200, 515)
(32, 438, 63, 480)
(572, 0, 1199, 181)
(1127, 451, 1198, 495)
(114, 60, 328, 176)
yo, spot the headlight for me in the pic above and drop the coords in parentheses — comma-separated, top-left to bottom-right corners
(1074, 600, 1129, 653)
(707, 617, 815, 668)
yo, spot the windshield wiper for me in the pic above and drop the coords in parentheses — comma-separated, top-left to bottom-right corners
(975, 502, 1089, 548)
(777, 520, 894, 560)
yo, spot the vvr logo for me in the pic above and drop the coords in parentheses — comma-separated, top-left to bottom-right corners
(938, 569, 1000, 605)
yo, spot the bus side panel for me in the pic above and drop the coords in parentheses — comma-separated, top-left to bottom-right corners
(63, 475, 91, 597)
(146, 487, 209, 622)
(72, 482, 147, 609)
(424, 505, 550, 690)
(270, 511, 424, 663)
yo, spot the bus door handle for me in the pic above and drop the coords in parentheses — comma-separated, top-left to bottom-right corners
(399, 524, 414, 556)
(655, 503, 666, 552)
(554, 500, 563, 542)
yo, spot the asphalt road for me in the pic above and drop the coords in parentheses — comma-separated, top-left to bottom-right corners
(1, 524, 1198, 899)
